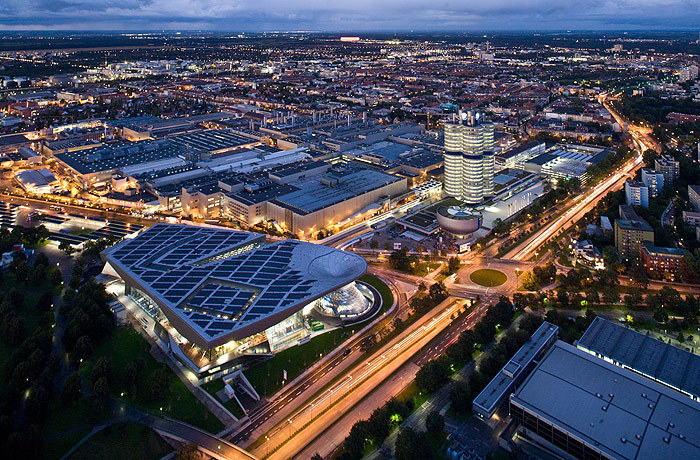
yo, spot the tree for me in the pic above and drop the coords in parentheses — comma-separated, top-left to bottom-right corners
(35, 290, 54, 313)
(415, 358, 449, 393)
(175, 443, 200, 460)
(366, 406, 391, 443)
(446, 256, 460, 275)
(643, 148, 658, 168)
(91, 356, 112, 384)
(653, 307, 669, 324)
(91, 377, 110, 412)
(450, 380, 472, 413)
(533, 263, 556, 285)
(425, 410, 444, 433)
(34, 252, 50, 268)
(601, 286, 620, 305)
(418, 282, 427, 292)
(359, 334, 377, 353)
(61, 371, 83, 405)
(73, 335, 94, 361)
(521, 271, 539, 291)
(388, 247, 417, 273)
(14, 261, 30, 284)
(624, 291, 644, 309)
(48, 266, 63, 286)
(59, 240, 76, 255)
(31, 264, 47, 285)
(147, 366, 170, 400)
(5, 287, 24, 309)
(394, 427, 432, 460)
(428, 282, 448, 304)
(124, 358, 145, 397)
(2, 315, 26, 346)
(369, 239, 379, 249)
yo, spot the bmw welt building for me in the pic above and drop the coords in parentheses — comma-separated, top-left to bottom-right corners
(102, 223, 375, 379)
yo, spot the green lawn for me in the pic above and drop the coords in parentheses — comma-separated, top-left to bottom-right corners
(67, 422, 171, 460)
(414, 261, 441, 277)
(470, 269, 507, 287)
(242, 274, 393, 398)
(83, 327, 224, 433)
(43, 399, 102, 460)
(557, 255, 574, 267)
(244, 327, 352, 398)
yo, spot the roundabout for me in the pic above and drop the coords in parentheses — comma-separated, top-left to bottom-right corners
(469, 268, 508, 287)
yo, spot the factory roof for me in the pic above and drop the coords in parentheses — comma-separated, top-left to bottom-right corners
(271, 168, 403, 215)
(55, 139, 184, 175)
(511, 340, 700, 460)
(169, 129, 258, 155)
(103, 224, 366, 348)
(578, 317, 700, 400)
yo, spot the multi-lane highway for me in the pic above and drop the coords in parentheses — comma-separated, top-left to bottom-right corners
(503, 95, 654, 261)
(247, 297, 480, 460)
(295, 303, 489, 460)
(227, 274, 411, 446)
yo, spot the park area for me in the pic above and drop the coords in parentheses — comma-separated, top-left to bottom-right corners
(470, 269, 507, 287)
(66, 422, 171, 460)
(81, 327, 224, 433)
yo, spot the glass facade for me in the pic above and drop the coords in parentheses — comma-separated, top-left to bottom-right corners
(510, 402, 611, 460)
(313, 282, 372, 318)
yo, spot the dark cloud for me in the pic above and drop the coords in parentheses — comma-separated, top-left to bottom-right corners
(0, 0, 697, 30)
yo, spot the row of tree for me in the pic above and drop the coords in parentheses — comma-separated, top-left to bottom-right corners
(334, 398, 415, 460)
(450, 313, 543, 414)
(0, 248, 62, 459)
(417, 297, 516, 397)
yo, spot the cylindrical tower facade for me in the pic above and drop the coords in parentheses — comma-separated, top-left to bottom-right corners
(444, 122, 463, 198)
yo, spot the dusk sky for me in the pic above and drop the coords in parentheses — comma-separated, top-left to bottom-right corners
(0, 0, 698, 31)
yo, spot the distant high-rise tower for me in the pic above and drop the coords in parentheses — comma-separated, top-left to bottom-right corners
(443, 111, 495, 203)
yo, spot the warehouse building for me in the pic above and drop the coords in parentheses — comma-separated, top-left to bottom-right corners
(510, 340, 700, 460)
(578, 317, 700, 402)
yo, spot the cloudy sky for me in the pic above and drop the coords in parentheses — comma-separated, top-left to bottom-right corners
(0, 0, 698, 31)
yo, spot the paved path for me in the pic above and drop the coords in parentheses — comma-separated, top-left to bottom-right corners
(59, 401, 257, 460)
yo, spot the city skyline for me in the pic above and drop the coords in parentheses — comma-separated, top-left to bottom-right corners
(1, 0, 699, 31)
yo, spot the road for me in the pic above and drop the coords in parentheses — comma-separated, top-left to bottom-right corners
(247, 297, 478, 460)
(296, 302, 490, 460)
(503, 95, 653, 262)
(227, 272, 414, 445)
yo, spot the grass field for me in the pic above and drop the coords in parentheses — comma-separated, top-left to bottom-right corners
(43, 399, 103, 460)
(83, 327, 223, 433)
(244, 327, 351, 398)
(469, 269, 507, 287)
(67, 422, 171, 460)
(242, 274, 394, 398)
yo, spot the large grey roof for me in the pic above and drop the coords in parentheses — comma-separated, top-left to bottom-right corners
(103, 224, 366, 348)
(578, 317, 700, 400)
(511, 341, 700, 460)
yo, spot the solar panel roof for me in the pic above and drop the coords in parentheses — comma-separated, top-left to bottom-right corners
(103, 223, 367, 348)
